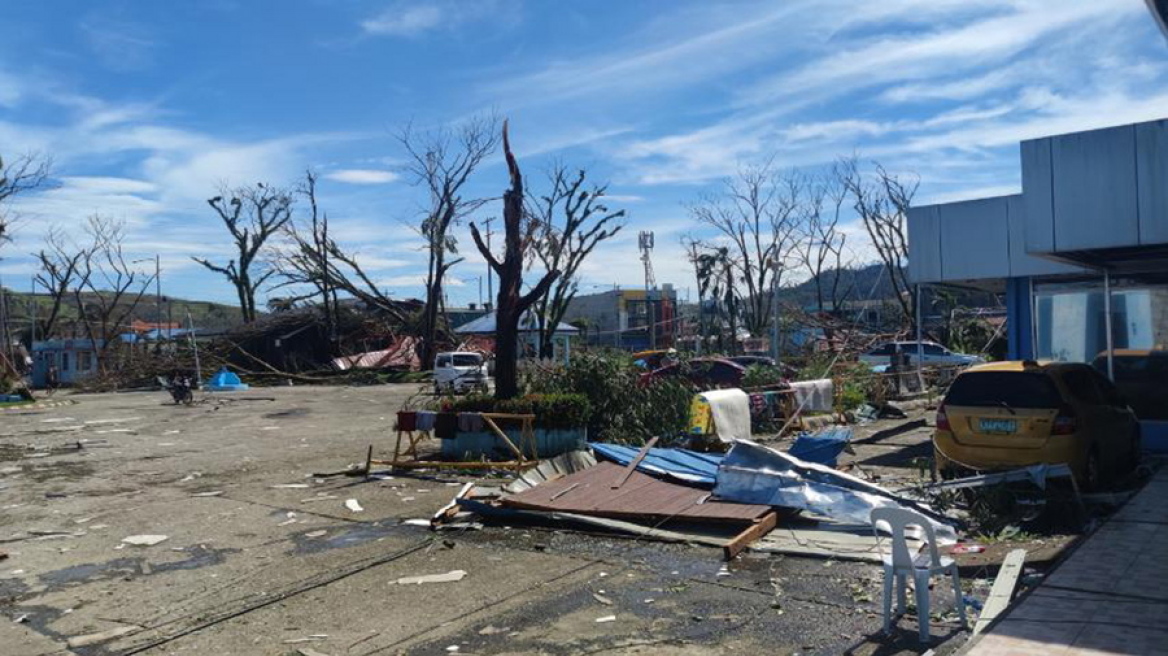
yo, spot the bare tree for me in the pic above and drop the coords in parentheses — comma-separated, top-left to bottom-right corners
(529, 165, 625, 359)
(32, 227, 84, 338)
(401, 114, 500, 368)
(687, 163, 801, 336)
(73, 217, 155, 372)
(470, 121, 558, 399)
(194, 183, 294, 323)
(797, 170, 854, 314)
(277, 173, 412, 325)
(839, 157, 918, 325)
(0, 153, 51, 248)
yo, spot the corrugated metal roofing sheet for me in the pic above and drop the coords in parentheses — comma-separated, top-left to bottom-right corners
(500, 461, 771, 524)
(590, 443, 720, 487)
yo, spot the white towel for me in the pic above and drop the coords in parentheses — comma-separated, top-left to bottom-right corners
(699, 389, 751, 443)
(790, 379, 834, 413)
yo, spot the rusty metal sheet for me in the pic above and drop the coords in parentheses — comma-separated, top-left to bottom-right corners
(500, 461, 771, 523)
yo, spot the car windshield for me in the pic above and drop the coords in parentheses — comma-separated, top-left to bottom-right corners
(452, 354, 482, 367)
(945, 371, 1062, 409)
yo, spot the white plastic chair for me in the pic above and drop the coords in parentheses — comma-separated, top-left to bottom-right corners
(870, 507, 968, 643)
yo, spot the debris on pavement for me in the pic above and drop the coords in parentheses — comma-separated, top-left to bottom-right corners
(121, 534, 169, 546)
(66, 625, 138, 648)
(973, 548, 1026, 635)
(595, 615, 617, 623)
(393, 569, 467, 585)
(344, 499, 364, 513)
(713, 440, 957, 543)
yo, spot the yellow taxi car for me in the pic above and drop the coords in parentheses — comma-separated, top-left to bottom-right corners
(933, 360, 1140, 489)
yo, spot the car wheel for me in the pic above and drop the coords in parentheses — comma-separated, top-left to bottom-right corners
(1084, 448, 1105, 492)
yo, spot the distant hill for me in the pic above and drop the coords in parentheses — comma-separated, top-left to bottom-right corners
(1, 288, 245, 338)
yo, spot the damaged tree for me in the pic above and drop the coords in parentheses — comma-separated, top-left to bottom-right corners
(402, 114, 500, 368)
(277, 172, 413, 326)
(195, 183, 294, 324)
(73, 217, 155, 373)
(32, 227, 84, 338)
(470, 122, 558, 399)
(530, 165, 625, 359)
(0, 153, 51, 250)
(839, 157, 918, 325)
(687, 162, 801, 337)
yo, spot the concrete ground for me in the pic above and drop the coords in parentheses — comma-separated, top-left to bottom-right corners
(1, 385, 970, 655)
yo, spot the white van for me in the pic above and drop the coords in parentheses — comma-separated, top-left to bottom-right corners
(433, 352, 490, 394)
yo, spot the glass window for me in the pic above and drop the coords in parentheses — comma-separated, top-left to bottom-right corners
(435, 355, 452, 368)
(945, 372, 1063, 409)
(452, 354, 481, 367)
(868, 344, 895, 356)
(79, 352, 92, 371)
(923, 344, 947, 355)
(61, 352, 70, 372)
(1060, 369, 1103, 405)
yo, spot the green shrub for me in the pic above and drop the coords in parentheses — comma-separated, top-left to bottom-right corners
(447, 392, 591, 431)
(742, 364, 786, 388)
(525, 350, 692, 444)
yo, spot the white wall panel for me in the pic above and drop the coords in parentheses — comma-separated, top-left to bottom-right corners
(1136, 120, 1168, 245)
(938, 197, 1010, 281)
(907, 205, 941, 283)
(1021, 138, 1054, 253)
(1050, 124, 1139, 251)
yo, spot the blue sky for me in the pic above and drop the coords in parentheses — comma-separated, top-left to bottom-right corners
(2, 0, 1167, 308)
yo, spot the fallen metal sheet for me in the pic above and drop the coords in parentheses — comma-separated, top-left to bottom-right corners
(501, 461, 773, 524)
(714, 440, 957, 543)
(503, 450, 597, 494)
(751, 520, 923, 563)
(589, 442, 721, 487)
(913, 463, 1073, 493)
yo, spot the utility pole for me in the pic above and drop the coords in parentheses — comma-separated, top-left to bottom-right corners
(771, 259, 781, 362)
(639, 231, 656, 350)
(483, 216, 496, 309)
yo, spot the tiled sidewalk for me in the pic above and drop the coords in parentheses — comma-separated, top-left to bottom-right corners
(966, 468, 1168, 655)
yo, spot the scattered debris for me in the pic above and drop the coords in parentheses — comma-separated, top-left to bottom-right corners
(973, 549, 1026, 635)
(345, 499, 364, 513)
(305, 530, 327, 538)
(297, 648, 331, 656)
(593, 593, 614, 606)
(121, 535, 169, 546)
(283, 634, 329, 644)
(478, 625, 509, 636)
(192, 491, 224, 497)
(66, 625, 138, 648)
(595, 615, 617, 623)
(392, 570, 467, 585)
(714, 440, 957, 543)
(272, 483, 311, 489)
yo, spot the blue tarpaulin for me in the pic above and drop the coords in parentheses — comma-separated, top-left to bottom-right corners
(787, 426, 852, 467)
(589, 443, 721, 487)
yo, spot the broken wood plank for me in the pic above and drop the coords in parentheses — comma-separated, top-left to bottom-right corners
(973, 548, 1026, 635)
(723, 511, 778, 561)
(612, 436, 658, 490)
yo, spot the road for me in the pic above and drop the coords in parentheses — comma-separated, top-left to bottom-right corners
(0, 385, 965, 655)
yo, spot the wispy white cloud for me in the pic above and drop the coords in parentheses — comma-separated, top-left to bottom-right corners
(361, 0, 518, 37)
(325, 169, 399, 185)
(78, 14, 156, 72)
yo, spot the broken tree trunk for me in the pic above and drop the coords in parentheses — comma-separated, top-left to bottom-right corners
(470, 121, 558, 399)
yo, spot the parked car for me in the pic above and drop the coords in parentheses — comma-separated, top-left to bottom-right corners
(1091, 349, 1168, 421)
(640, 357, 746, 390)
(631, 349, 678, 370)
(933, 361, 1140, 489)
(727, 355, 798, 379)
(859, 341, 984, 368)
(433, 351, 490, 394)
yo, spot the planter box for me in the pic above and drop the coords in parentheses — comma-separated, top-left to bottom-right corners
(441, 427, 587, 461)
